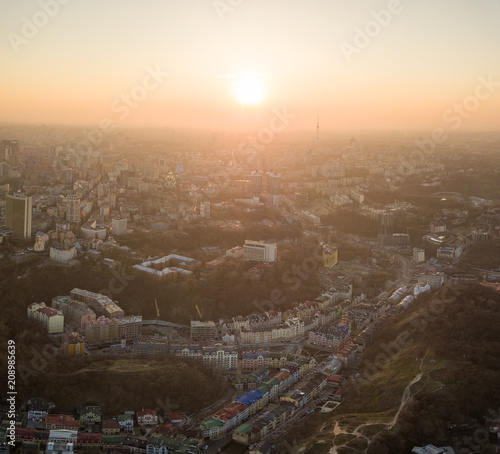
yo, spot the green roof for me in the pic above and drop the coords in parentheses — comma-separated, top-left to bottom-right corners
(257, 384, 272, 393)
(235, 423, 253, 434)
(202, 418, 224, 429)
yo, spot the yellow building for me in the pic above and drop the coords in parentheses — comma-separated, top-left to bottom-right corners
(27, 302, 64, 333)
(62, 332, 85, 356)
(323, 244, 338, 268)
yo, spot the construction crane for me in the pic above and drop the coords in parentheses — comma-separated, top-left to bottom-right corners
(154, 299, 160, 319)
(195, 305, 202, 320)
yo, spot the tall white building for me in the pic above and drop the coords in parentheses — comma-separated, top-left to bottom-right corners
(66, 193, 81, 223)
(243, 240, 277, 262)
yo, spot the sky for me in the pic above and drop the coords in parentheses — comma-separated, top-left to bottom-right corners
(1, 0, 500, 132)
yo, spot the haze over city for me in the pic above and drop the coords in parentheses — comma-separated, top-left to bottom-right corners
(1, 2, 500, 454)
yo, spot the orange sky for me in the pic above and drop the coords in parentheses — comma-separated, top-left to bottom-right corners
(1, 0, 500, 132)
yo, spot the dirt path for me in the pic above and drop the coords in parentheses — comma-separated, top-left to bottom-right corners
(328, 353, 428, 454)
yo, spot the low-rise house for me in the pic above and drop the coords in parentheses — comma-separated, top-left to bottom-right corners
(117, 413, 134, 432)
(77, 432, 103, 447)
(26, 398, 53, 422)
(77, 405, 102, 426)
(102, 419, 121, 435)
(137, 409, 158, 426)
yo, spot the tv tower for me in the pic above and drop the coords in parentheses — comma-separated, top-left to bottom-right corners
(316, 110, 320, 153)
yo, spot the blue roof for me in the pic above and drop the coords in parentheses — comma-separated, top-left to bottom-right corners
(236, 389, 265, 406)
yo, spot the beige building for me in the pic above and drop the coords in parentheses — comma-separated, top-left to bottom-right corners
(85, 316, 119, 343)
(27, 302, 64, 333)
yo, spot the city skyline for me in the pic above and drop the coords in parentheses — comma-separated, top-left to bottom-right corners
(1, 0, 500, 131)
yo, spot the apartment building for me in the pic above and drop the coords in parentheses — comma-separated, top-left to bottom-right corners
(84, 316, 119, 343)
(27, 303, 64, 334)
(243, 240, 277, 262)
(52, 296, 96, 330)
(190, 320, 216, 342)
(61, 332, 85, 356)
(70, 288, 124, 319)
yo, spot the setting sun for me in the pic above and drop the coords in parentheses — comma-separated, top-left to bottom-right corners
(231, 76, 268, 106)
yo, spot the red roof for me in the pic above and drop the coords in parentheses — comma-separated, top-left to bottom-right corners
(154, 423, 176, 435)
(214, 402, 247, 422)
(38, 307, 60, 317)
(136, 408, 157, 417)
(328, 375, 343, 383)
(168, 412, 183, 423)
(102, 419, 121, 429)
(45, 414, 79, 427)
(15, 428, 36, 439)
(274, 370, 291, 381)
(78, 433, 103, 443)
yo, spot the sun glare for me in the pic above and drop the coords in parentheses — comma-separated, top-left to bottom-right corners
(232, 77, 267, 106)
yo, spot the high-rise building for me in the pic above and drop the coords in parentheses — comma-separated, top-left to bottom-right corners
(379, 213, 394, 235)
(6, 193, 32, 239)
(251, 171, 263, 195)
(66, 194, 80, 224)
(0, 140, 19, 162)
(267, 172, 281, 195)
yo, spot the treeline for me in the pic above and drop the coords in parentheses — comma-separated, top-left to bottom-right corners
(461, 239, 500, 270)
(14, 356, 228, 415)
(119, 222, 303, 257)
(321, 211, 379, 238)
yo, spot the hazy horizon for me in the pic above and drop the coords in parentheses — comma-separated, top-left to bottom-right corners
(2, 0, 500, 132)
